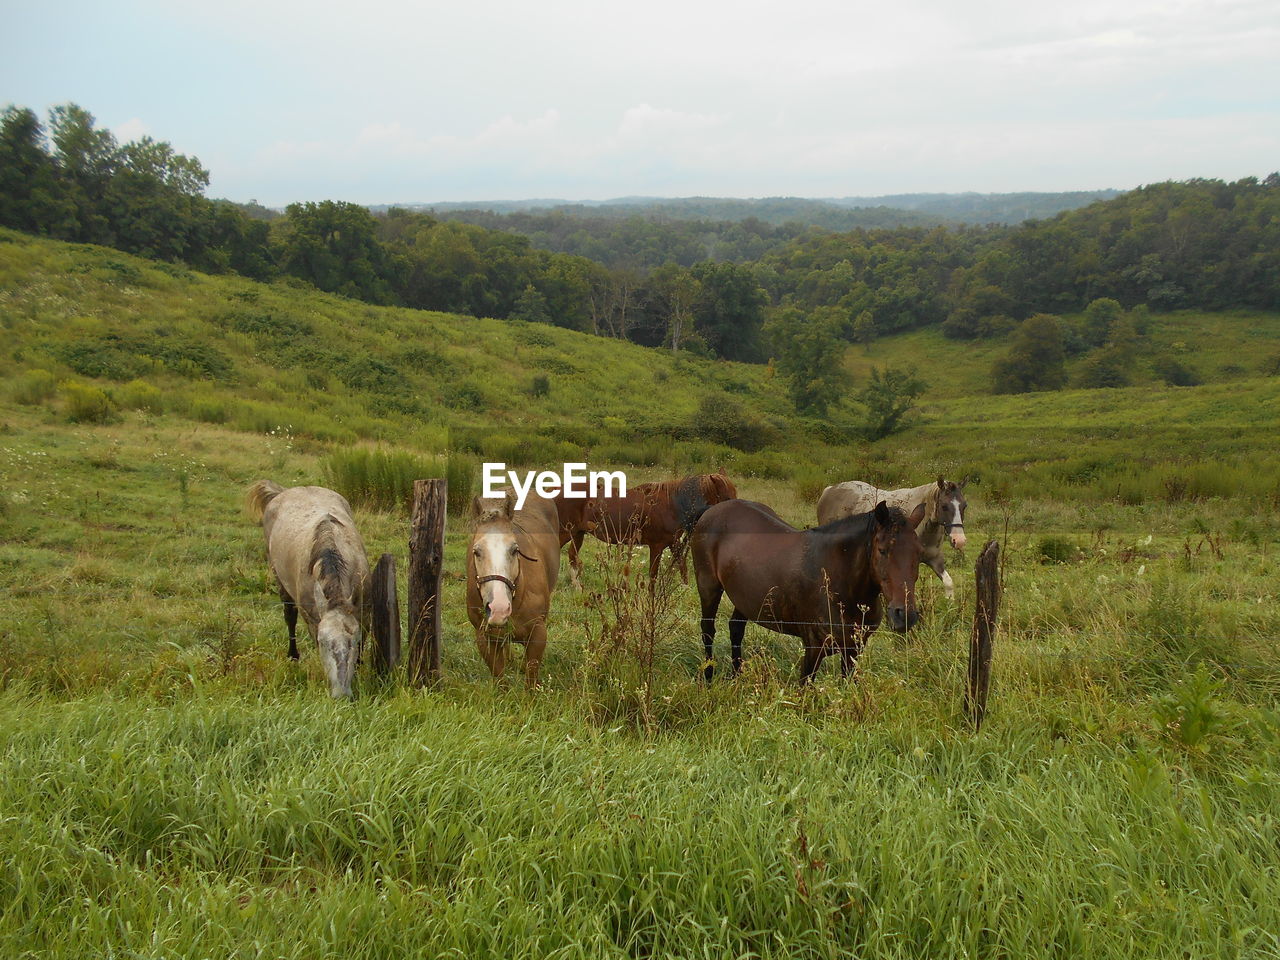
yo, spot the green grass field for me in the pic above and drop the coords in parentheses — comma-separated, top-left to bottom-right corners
(3, 232, 1280, 958)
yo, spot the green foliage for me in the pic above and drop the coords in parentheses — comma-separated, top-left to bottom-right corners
(857, 365, 927, 440)
(11, 368, 56, 405)
(991, 314, 1067, 393)
(1036, 536, 1078, 564)
(445, 454, 479, 514)
(794, 466, 831, 504)
(60, 380, 117, 423)
(687, 393, 772, 451)
(117, 378, 164, 413)
(764, 306, 849, 416)
(321, 447, 438, 513)
(529, 374, 551, 397)
(511, 284, 552, 324)
(1153, 665, 1230, 749)
(1152, 355, 1202, 387)
(1082, 297, 1123, 347)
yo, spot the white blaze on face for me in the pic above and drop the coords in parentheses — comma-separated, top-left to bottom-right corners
(949, 498, 967, 550)
(474, 531, 518, 626)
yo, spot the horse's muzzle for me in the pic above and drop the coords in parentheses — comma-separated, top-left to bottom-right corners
(887, 604, 920, 633)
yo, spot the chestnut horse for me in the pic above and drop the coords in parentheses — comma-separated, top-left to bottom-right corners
(691, 498, 925, 683)
(466, 493, 560, 687)
(580, 470, 737, 580)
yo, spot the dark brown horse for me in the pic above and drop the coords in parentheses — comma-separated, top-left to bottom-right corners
(691, 498, 925, 683)
(581, 470, 738, 580)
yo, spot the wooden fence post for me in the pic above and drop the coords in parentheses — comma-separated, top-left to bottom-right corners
(966, 539, 1000, 730)
(407, 478, 447, 685)
(370, 553, 400, 675)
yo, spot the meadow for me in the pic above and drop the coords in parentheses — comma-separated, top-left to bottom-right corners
(2, 232, 1280, 958)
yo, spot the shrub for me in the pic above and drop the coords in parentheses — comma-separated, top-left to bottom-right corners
(60, 381, 118, 424)
(1151, 356, 1202, 387)
(530, 374, 551, 398)
(321, 447, 439, 513)
(11, 368, 56, 405)
(1035, 536, 1078, 564)
(795, 466, 830, 504)
(117, 379, 164, 413)
(688, 393, 773, 452)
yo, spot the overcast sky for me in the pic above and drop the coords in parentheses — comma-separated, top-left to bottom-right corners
(6, 0, 1278, 206)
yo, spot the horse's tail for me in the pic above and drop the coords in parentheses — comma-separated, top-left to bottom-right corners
(246, 479, 285, 522)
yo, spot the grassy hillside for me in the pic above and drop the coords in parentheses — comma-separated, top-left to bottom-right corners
(3, 230, 1280, 957)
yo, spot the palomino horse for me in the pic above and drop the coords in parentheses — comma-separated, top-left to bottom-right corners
(817, 478, 967, 598)
(247, 481, 370, 698)
(579, 470, 737, 581)
(466, 493, 560, 687)
(691, 499, 925, 683)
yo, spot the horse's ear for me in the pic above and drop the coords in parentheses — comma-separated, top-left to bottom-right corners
(470, 496, 483, 518)
(936, 476, 946, 491)
(874, 500, 891, 525)
(503, 496, 515, 519)
(909, 502, 927, 530)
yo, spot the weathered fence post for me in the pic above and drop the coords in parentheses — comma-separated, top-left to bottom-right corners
(966, 539, 1000, 730)
(370, 553, 400, 675)
(407, 478, 447, 685)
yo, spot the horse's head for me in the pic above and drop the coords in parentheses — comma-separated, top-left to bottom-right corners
(470, 496, 536, 628)
(316, 602, 360, 698)
(934, 477, 968, 551)
(872, 500, 926, 632)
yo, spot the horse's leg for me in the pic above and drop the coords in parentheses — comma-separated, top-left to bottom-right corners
(279, 583, 299, 661)
(728, 608, 747, 676)
(522, 622, 548, 689)
(798, 635, 825, 684)
(476, 635, 508, 680)
(697, 581, 723, 683)
(927, 549, 954, 599)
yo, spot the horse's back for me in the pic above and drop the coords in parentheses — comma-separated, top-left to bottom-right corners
(260, 485, 369, 599)
(816, 481, 880, 525)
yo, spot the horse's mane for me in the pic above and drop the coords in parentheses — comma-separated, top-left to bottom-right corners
(811, 504, 909, 538)
(311, 516, 351, 604)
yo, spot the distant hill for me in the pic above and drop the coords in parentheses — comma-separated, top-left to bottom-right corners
(374, 190, 1121, 229)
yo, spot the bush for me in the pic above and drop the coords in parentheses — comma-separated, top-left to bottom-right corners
(530, 375, 550, 398)
(321, 447, 439, 513)
(1151, 356, 1202, 387)
(795, 466, 830, 504)
(1035, 536, 1078, 564)
(117, 379, 164, 413)
(60, 380, 118, 424)
(688, 393, 773, 452)
(11, 368, 56, 405)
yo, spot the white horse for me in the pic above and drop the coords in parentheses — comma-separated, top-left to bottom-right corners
(816, 478, 967, 598)
(247, 481, 370, 698)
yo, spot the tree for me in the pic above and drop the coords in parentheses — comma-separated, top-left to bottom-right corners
(851, 309, 877, 352)
(511, 283, 552, 324)
(991, 314, 1067, 393)
(650, 263, 700, 353)
(763, 306, 849, 417)
(280, 200, 396, 304)
(1081, 297, 1122, 347)
(690, 261, 767, 361)
(858, 366, 928, 440)
(0, 106, 74, 235)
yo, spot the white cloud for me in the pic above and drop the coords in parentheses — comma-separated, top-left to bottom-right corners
(113, 117, 150, 143)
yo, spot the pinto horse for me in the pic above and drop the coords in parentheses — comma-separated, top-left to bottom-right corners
(247, 481, 370, 698)
(579, 470, 737, 581)
(817, 477, 967, 598)
(466, 493, 560, 687)
(691, 498, 925, 683)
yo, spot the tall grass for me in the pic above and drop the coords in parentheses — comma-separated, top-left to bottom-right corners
(321, 447, 441, 512)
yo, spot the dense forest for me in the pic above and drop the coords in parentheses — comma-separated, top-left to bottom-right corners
(3, 102, 1277, 383)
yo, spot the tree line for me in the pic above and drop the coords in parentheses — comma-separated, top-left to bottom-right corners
(3, 102, 1277, 401)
